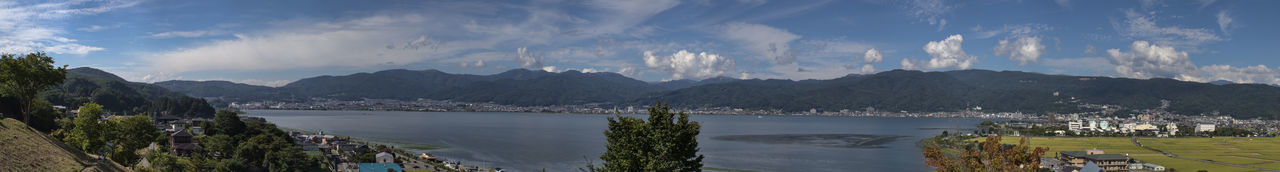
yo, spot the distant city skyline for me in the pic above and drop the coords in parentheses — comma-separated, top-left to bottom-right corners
(2, 0, 1278, 86)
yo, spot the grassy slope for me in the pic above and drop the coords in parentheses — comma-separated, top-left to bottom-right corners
(0, 118, 129, 172)
(996, 137, 1274, 172)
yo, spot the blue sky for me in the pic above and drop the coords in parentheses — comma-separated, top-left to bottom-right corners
(2, 0, 1278, 86)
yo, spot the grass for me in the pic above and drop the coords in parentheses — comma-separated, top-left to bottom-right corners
(0, 118, 129, 172)
(993, 136, 1279, 172)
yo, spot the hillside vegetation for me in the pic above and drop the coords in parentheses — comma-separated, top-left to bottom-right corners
(0, 118, 128, 172)
(156, 68, 1280, 119)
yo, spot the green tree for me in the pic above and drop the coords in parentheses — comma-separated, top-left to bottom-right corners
(597, 103, 704, 172)
(211, 110, 246, 137)
(65, 103, 106, 153)
(199, 134, 235, 158)
(106, 115, 159, 164)
(0, 52, 68, 124)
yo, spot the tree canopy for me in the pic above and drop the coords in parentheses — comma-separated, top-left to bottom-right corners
(923, 136, 1048, 172)
(597, 103, 704, 172)
(0, 52, 67, 124)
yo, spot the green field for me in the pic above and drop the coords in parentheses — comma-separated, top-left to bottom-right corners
(993, 137, 1280, 172)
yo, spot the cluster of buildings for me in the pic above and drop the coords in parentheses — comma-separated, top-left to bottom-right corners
(1042, 149, 1165, 172)
(288, 131, 493, 172)
(1066, 120, 1173, 135)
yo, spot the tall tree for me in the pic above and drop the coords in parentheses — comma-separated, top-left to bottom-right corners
(0, 52, 68, 124)
(65, 103, 106, 153)
(106, 115, 159, 164)
(598, 103, 704, 172)
(212, 110, 245, 137)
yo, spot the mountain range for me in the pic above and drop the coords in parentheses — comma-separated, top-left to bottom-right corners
(39, 67, 216, 117)
(151, 68, 1280, 119)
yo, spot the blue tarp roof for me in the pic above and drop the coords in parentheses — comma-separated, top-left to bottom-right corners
(359, 163, 402, 172)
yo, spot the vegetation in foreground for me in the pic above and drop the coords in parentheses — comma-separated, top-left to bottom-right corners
(920, 133, 1047, 172)
(585, 103, 705, 172)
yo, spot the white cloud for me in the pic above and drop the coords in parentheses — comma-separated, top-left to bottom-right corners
(643, 50, 735, 80)
(1114, 10, 1222, 50)
(77, 24, 120, 32)
(858, 64, 876, 74)
(147, 30, 222, 38)
(516, 47, 544, 68)
(863, 48, 883, 63)
(720, 22, 799, 64)
(1055, 0, 1071, 9)
(459, 59, 486, 68)
(1106, 41, 1199, 81)
(1217, 10, 1234, 35)
(1199, 65, 1280, 85)
(1084, 44, 1096, 55)
(904, 34, 975, 70)
(993, 36, 1045, 66)
(541, 66, 558, 73)
(0, 0, 134, 55)
(145, 14, 477, 73)
(904, 0, 953, 30)
(581, 0, 680, 37)
(971, 23, 1051, 39)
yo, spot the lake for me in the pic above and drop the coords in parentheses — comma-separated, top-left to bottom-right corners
(245, 110, 985, 172)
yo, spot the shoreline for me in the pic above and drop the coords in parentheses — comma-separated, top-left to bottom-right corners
(243, 109, 1019, 120)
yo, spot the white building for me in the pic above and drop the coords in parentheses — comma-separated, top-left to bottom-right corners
(1069, 121, 1084, 132)
(1196, 123, 1216, 133)
(376, 152, 395, 163)
(1099, 121, 1111, 131)
(1120, 123, 1137, 133)
(1166, 123, 1179, 136)
(1134, 123, 1159, 131)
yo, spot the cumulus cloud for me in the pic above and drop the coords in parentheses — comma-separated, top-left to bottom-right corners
(1114, 10, 1222, 50)
(643, 50, 735, 80)
(516, 47, 544, 68)
(993, 36, 1045, 66)
(0, 0, 135, 54)
(541, 66, 558, 72)
(903, 34, 975, 70)
(459, 59, 485, 68)
(1217, 10, 1234, 35)
(1106, 41, 1199, 81)
(720, 22, 799, 65)
(863, 48, 883, 63)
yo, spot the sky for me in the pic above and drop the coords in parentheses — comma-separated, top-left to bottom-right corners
(2, 0, 1279, 87)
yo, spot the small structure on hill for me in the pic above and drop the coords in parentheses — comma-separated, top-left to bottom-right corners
(169, 130, 202, 156)
(376, 152, 395, 163)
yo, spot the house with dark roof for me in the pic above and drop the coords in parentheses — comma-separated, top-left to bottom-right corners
(1059, 149, 1129, 171)
(169, 130, 202, 156)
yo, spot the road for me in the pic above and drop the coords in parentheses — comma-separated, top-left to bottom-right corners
(1130, 137, 1280, 172)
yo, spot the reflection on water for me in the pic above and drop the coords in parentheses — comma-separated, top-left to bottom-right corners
(712, 134, 905, 148)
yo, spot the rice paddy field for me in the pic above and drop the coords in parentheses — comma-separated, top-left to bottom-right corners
(994, 137, 1280, 172)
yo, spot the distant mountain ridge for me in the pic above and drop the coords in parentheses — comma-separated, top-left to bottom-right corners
(41, 67, 216, 117)
(154, 68, 1280, 119)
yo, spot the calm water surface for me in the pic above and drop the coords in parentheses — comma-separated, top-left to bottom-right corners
(246, 110, 984, 172)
